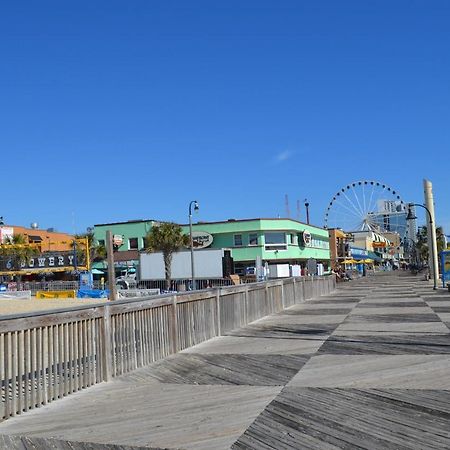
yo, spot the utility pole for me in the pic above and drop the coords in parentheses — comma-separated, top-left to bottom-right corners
(106, 230, 117, 301)
(285, 194, 290, 218)
(423, 179, 439, 289)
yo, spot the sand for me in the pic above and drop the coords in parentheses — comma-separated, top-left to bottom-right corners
(0, 297, 109, 317)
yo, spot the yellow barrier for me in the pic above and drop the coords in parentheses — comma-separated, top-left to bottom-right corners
(36, 290, 77, 299)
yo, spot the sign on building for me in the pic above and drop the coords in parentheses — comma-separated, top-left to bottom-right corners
(0, 252, 79, 272)
(191, 231, 214, 249)
(113, 235, 124, 246)
(300, 230, 312, 247)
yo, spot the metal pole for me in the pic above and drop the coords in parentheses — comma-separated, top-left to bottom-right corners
(85, 237, 90, 272)
(423, 180, 439, 290)
(304, 200, 310, 225)
(189, 205, 195, 291)
(411, 203, 437, 289)
(106, 230, 117, 300)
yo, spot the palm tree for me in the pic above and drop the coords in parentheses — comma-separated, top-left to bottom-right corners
(145, 222, 189, 290)
(75, 232, 107, 268)
(436, 226, 446, 254)
(415, 226, 446, 267)
(0, 234, 37, 269)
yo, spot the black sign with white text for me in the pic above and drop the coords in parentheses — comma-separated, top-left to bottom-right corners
(0, 252, 78, 272)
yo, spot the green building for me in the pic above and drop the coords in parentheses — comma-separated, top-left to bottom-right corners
(93, 218, 330, 275)
(93, 219, 157, 270)
(185, 218, 330, 274)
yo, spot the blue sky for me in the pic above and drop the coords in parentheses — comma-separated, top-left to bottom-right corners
(1, 1, 449, 233)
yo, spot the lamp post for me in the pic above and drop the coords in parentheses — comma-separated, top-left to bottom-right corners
(189, 200, 199, 290)
(304, 199, 310, 225)
(406, 203, 438, 289)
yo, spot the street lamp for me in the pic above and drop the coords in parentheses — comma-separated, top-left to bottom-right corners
(304, 199, 310, 224)
(406, 203, 438, 289)
(189, 200, 199, 290)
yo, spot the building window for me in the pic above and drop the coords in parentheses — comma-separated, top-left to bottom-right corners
(264, 232, 287, 251)
(249, 233, 258, 246)
(129, 237, 139, 250)
(234, 234, 243, 246)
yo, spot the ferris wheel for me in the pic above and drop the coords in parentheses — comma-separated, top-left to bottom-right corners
(324, 180, 407, 235)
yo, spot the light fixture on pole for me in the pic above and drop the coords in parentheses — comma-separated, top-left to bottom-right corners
(189, 200, 199, 290)
(406, 203, 438, 290)
(304, 199, 310, 224)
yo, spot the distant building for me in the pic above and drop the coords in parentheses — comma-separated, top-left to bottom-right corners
(368, 200, 417, 242)
(0, 224, 74, 252)
(0, 223, 80, 279)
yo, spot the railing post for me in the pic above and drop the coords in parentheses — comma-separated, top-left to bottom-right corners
(216, 288, 221, 336)
(102, 304, 113, 382)
(243, 285, 249, 324)
(265, 284, 269, 314)
(170, 295, 179, 354)
(292, 277, 297, 304)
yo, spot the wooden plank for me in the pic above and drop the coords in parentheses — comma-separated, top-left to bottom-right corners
(36, 327, 42, 408)
(4, 332, 11, 419)
(30, 329, 36, 409)
(11, 331, 17, 416)
(41, 327, 48, 406)
(104, 308, 114, 380)
(58, 324, 64, 399)
(17, 330, 24, 413)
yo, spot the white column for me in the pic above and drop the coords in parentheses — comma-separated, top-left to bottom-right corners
(423, 179, 439, 289)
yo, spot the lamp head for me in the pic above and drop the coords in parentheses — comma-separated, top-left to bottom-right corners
(194, 201, 199, 212)
(406, 204, 417, 221)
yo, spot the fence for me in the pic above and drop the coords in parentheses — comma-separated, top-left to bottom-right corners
(0, 275, 335, 422)
(5, 279, 234, 294)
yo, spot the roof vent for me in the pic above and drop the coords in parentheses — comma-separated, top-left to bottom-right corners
(30, 222, 39, 229)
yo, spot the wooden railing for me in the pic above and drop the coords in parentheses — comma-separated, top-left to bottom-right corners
(0, 275, 335, 421)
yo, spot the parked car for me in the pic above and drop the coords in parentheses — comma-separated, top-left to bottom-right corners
(245, 267, 256, 275)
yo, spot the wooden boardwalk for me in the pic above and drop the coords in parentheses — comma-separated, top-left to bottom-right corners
(1, 274, 450, 449)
